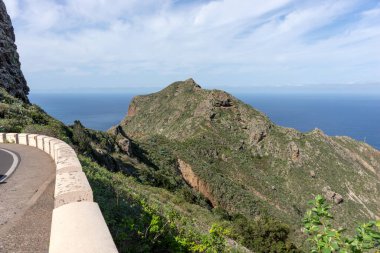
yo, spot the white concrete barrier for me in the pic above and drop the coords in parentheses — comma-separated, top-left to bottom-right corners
(36, 135, 46, 150)
(52, 143, 69, 161)
(0, 133, 118, 253)
(17, 133, 28, 145)
(49, 139, 62, 158)
(54, 171, 93, 208)
(43, 137, 54, 154)
(27, 134, 38, 147)
(49, 202, 118, 253)
(5, 133, 17, 143)
(56, 153, 82, 173)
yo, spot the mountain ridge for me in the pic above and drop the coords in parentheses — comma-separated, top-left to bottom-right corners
(114, 78, 380, 238)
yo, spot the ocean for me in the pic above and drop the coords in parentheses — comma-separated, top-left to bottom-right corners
(29, 92, 380, 150)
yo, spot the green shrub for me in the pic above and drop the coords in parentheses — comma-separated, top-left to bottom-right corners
(303, 195, 380, 252)
(80, 156, 233, 253)
(229, 214, 299, 252)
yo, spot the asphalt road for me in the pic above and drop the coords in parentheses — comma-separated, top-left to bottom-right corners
(0, 144, 55, 252)
(0, 148, 19, 182)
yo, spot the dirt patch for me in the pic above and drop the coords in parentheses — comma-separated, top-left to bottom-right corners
(177, 159, 218, 207)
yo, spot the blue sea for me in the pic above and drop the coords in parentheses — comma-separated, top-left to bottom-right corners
(29, 93, 380, 150)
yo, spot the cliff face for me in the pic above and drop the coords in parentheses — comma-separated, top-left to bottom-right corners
(0, 1, 29, 103)
(115, 78, 380, 232)
(178, 159, 218, 207)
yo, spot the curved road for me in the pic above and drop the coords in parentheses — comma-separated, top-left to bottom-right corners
(0, 148, 19, 182)
(0, 144, 55, 252)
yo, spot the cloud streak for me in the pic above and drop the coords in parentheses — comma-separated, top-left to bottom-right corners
(3, 0, 380, 92)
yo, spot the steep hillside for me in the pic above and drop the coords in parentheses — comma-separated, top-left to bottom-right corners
(0, 86, 264, 252)
(115, 79, 380, 239)
(1, 0, 379, 250)
(0, 1, 29, 103)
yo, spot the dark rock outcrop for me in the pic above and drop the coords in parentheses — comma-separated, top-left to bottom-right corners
(93, 148, 118, 172)
(213, 98, 233, 107)
(109, 125, 133, 156)
(117, 137, 132, 156)
(288, 141, 300, 162)
(323, 187, 344, 204)
(0, 1, 29, 103)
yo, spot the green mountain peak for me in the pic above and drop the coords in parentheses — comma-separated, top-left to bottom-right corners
(116, 79, 380, 236)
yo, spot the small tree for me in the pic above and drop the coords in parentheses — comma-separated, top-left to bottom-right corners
(303, 194, 380, 252)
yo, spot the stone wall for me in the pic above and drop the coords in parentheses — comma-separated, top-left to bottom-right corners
(0, 133, 118, 253)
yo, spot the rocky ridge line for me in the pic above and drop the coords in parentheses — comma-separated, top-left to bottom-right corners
(0, 1, 29, 103)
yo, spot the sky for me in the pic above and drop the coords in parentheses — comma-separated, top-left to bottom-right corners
(3, 0, 380, 94)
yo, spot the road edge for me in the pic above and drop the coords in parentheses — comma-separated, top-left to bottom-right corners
(0, 148, 20, 183)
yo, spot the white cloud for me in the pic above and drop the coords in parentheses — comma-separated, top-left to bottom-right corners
(3, 0, 19, 18)
(194, 0, 293, 26)
(3, 0, 380, 92)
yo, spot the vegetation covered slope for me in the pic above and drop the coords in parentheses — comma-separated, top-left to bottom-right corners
(1, 0, 379, 250)
(2, 75, 380, 251)
(115, 79, 380, 242)
(0, 2, 302, 250)
(0, 88, 266, 252)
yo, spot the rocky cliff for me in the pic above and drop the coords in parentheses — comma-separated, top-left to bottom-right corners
(115, 78, 380, 235)
(0, 1, 29, 103)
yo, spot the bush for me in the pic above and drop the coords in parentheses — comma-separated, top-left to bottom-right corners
(229, 214, 298, 252)
(303, 194, 380, 252)
(71, 120, 93, 153)
(80, 156, 233, 253)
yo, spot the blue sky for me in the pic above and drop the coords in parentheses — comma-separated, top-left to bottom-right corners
(4, 0, 380, 94)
